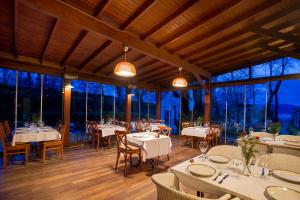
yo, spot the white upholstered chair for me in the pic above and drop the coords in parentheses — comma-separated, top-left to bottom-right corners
(276, 135, 300, 142)
(256, 153, 300, 173)
(152, 173, 239, 200)
(250, 132, 273, 138)
(206, 145, 242, 160)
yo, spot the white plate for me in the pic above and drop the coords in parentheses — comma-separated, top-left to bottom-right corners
(283, 141, 300, 147)
(132, 133, 144, 138)
(273, 170, 300, 184)
(207, 155, 231, 164)
(265, 186, 300, 200)
(187, 164, 216, 177)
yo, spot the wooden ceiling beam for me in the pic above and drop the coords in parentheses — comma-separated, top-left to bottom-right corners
(138, 64, 171, 80)
(193, 73, 208, 93)
(40, 18, 57, 63)
(136, 60, 160, 75)
(141, 0, 198, 40)
(146, 70, 179, 84)
(190, 18, 300, 63)
(171, 0, 280, 53)
(21, 0, 211, 78)
(252, 27, 300, 44)
(60, 0, 109, 66)
(79, 40, 112, 70)
(120, 0, 155, 30)
(94, 51, 125, 73)
(13, 0, 18, 57)
(151, 71, 192, 85)
(158, 0, 241, 48)
(260, 44, 300, 60)
(182, 3, 300, 59)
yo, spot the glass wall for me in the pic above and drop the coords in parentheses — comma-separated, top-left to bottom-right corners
(87, 82, 101, 121)
(115, 86, 126, 121)
(181, 89, 204, 122)
(148, 91, 156, 119)
(102, 84, 114, 121)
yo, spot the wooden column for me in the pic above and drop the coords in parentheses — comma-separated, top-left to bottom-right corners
(204, 79, 211, 123)
(156, 90, 161, 120)
(125, 88, 132, 123)
(63, 79, 71, 146)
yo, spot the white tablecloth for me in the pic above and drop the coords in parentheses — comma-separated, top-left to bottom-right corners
(181, 127, 210, 137)
(130, 122, 166, 132)
(97, 124, 126, 137)
(262, 139, 300, 157)
(12, 127, 61, 146)
(127, 132, 172, 162)
(171, 155, 300, 200)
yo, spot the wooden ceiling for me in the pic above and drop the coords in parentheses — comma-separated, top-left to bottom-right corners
(0, 0, 299, 90)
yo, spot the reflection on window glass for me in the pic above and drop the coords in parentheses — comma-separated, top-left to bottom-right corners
(161, 91, 180, 135)
(17, 71, 41, 126)
(148, 91, 156, 119)
(131, 89, 140, 121)
(0, 68, 16, 123)
(43, 75, 62, 127)
(87, 82, 101, 121)
(140, 90, 148, 119)
(115, 86, 126, 121)
(103, 84, 114, 121)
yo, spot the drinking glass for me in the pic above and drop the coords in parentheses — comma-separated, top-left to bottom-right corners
(260, 154, 271, 177)
(231, 151, 242, 177)
(199, 141, 208, 155)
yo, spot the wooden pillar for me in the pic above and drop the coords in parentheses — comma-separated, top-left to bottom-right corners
(204, 79, 211, 123)
(63, 79, 71, 146)
(125, 88, 132, 123)
(156, 90, 161, 120)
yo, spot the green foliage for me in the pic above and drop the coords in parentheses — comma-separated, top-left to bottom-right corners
(240, 136, 259, 165)
(269, 121, 281, 135)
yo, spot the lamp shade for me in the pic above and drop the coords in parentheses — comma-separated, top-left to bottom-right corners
(114, 61, 136, 77)
(172, 77, 188, 87)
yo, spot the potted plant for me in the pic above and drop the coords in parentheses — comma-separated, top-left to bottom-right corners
(196, 116, 203, 126)
(269, 121, 281, 141)
(240, 136, 258, 176)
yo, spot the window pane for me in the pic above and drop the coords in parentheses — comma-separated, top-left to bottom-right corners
(43, 75, 63, 127)
(140, 90, 148, 119)
(148, 91, 156, 119)
(0, 68, 16, 123)
(17, 71, 41, 126)
(131, 89, 140, 120)
(252, 63, 270, 78)
(211, 87, 226, 125)
(181, 89, 194, 122)
(87, 82, 101, 121)
(70, 80, 86, 143)
(103, 84, 114, 121)
(115, 86, 126, 121)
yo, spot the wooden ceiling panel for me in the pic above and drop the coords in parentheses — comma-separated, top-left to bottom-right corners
(17, 3, 54, 59)
(0, 0, 14, 53)
(60, 0, 102, 16)
(44, 21, 82, 64)
(66, 32, 108, 67)
(129, 0, 187, 36)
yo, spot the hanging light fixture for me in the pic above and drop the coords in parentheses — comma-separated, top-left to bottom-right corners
(114, 45, 136, 77)
(172, 67, 187, 87)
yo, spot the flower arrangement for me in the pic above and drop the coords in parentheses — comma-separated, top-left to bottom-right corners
(196, 116, 203, 126)
(239, 136, 259, 175)
(269, 121, 281, 140)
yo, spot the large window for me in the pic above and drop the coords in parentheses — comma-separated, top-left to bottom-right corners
(148, 91, 156, 119)
(115, 86, 126, 121)
(102, 84, 114, 121)
(87, 82, 101, 121)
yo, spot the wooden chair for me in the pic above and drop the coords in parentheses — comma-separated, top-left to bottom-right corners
(2, 120, 12, 142)
(115, 130, 142, 176)
(135, 120, 143, 132)
(215, 124, 223, 145)
(0, 124, 29, 169)
(158, 126, 172, 161)
(41, 124, 66, 162)
(205, 125, 215, 147)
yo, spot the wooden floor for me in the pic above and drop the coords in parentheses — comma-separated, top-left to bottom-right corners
(0, 137, 200, 200)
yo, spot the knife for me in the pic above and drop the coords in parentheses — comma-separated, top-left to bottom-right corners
(218, 174, 229, 184)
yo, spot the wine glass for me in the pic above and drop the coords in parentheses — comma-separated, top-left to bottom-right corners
(199, 141, 208, 155)
(260, 154, 271, 177)
(231, 151, 242, 177)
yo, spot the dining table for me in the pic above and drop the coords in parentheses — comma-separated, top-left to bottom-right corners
(96, 124, 126, 137)
(171, 154, 300, 200)
(12, 126, 61, 146)
(130, 122, 166, 132)
(127, 132, 172, 163)
(181, 126, 210, 148)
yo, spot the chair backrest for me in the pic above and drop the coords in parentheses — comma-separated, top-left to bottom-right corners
(182, 122, 190, 129)
(159, 126, 172, 136)
(207, 145, 242, 160)
(0, 124, 7, 152)
(59, 124, 66, 145)
(135, 120, 143, 132)
(152, 173, 215, 200)
(115, 130, 128, 150)
(256, 153, 300, 173)
(120, 121, 130, 132)
(2, 120, 12, 137)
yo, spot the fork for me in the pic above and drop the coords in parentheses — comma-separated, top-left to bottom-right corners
(213, 171, 222, 181)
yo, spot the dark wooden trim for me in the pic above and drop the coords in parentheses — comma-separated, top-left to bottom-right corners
(182, 4, 300, 59)
(193, 73, 208, 93)
(171, 0, 280, 53)
(141, 0, 198, 40)
(253, 27, 300, 44)
(120, 0, 155, 30)
(13, 0, 18, 57)
(136, 60, 160, 75)
(60, 0, 109, 66)
(158, 0, 241, 47)
(78, 40, 112, 70)
(94, 51, 124, 73)
(40, 18, 58, 63)
(260, 44, 300, 60)
(21, 0, 211, 77)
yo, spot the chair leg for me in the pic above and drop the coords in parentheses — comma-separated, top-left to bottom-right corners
(167, 154, 169, 161)
(157, 156, 160, 165)
(96, 134, 100, 151)
(138, 151, 142, 170)
(124, 153, 128, 176)
(42, 146, 46, 162)
(25, 147, 28, 165)
(130, 154, 133, 167)
(3, 152, 7, 170)
(61, 145, 64, 159)
(115, 151, 120, 170)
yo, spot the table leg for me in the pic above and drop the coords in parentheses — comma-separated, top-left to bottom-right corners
(192, 137, 194, 148)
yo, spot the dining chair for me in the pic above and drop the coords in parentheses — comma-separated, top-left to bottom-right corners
(2, 120, 12, 142)
(250, 132, 273, 138)
(215, 124, 223, 145)
(256, 153, 300, 173)
(151, 173, 235, 200)
(114, 130, 142, 176)
(206, 145, 242, 160)
(41, 124, 66, 162)
(135, 120, 143, 132)
(159, 126, 172, 136)
(0, 124, 29, 169)
(182, 122, 192, 146)
(205, 125, 215, 147)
